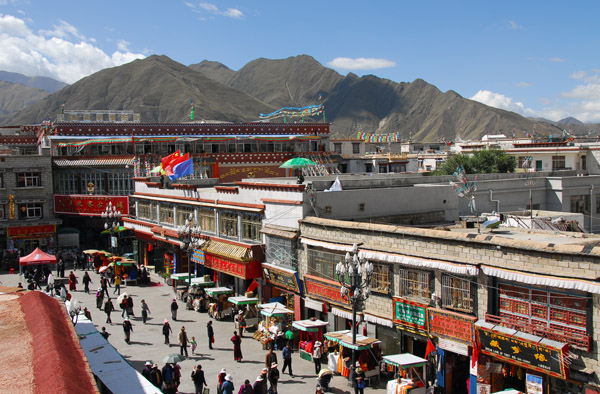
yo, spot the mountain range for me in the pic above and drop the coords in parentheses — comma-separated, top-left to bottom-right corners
(0, 54, 585, 141)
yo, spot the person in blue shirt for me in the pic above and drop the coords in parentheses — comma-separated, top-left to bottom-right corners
(282, 344, 293, 377)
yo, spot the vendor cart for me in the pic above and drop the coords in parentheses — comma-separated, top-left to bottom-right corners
(188, 277, 215, 312)
(292, 319, 328, 362)
(382, 354, 427, 394)
(324, 330, 382, 384)
(254, 302, 294, 349)
(205, 286, 234, 320)
(229, 296, 260, 328)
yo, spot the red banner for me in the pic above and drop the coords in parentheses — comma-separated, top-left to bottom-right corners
(204, 254, 262, 279)
(54, 195, 129, 216)
(304, 274, 349, 307)
(8, 224, 56, 238)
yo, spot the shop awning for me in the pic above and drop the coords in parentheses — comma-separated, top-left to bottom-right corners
(259, 302, 294, 316)
(292, 319, 329, 332)
(324, 330, 381, 351)
(382, 354, 427, 370)
(190, 277, 215, 286)
(205, 287, 234, 296)
(229, 296, 259, 305)
(170, 273, 192, 280)
(205, 240, 252, 261)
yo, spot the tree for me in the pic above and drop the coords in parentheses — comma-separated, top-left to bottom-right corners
(434, 149, 516, 175)
(434, 153, 473, 175)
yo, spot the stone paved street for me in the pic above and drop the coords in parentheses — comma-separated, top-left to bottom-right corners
(1, 268, 384, 394)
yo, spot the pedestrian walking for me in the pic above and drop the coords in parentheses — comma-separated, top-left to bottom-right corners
(142, 361, 153, 381)
(141, 299, 150, 324)
(122, 318, 133, 344)
(222, 374, 234, 394)
(217, 368, 227, 394)
(162, 363, 176, 393)
(96, 287, 104, 309)
(57, 258, 65, 278)
(120, 295, 129, 319)
(150, 363, 163, 389)
(127, 294, 135, 317)
(265, 348, 278, 371)
(207, 320, 215, 349)
(46, 272, 54, 295)
(171, 298, 179, 321)
(163, 319, 173, 344)
(282, 344, 293, 376)
(191, 364, 208, 394)
(100, 276, 110, 297)
(253, 375, 267, 394)
(313, 341, 323, 374)
(113, 274, 121, 295)
(100, 326, 110, 340)
(104, 297, 114, 324)
(268, 363, 280, 394)
(68, 271, 77, 291)
(82, 272, 92, 294)
(239, 379, 254, 394)
(353, 365, 366, 394)
(231, 330, 242, 362)
(83, 307, 92, 321)
(179, 326, 189, 357)
(189, 336, 197, 355)
(236, 310, 247, 337)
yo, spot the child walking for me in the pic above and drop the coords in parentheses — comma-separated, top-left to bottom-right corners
(190, 336, 198, 355)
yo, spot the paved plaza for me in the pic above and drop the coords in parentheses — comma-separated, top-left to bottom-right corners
(0, 268, 383, 394)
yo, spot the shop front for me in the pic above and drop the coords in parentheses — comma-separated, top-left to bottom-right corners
(304, 274, 351, 332)
(475, 320, 570, 394)
(428, 308, 476, 394)
(7, 224, 56, 255)
(392, 296, 431, 359)
(262, 263, 303, 320)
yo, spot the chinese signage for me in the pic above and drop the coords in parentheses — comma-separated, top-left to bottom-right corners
(429, 308, 476, 345)
(54, 195, 129, 216)
(477, 325, 569, 379)
(304, 274, 349, 307)
(263, 263, 302, 293)
(219, 165, 284, 183)
(204, 254, 262, 279)
(8, 224, 56, 238)
(190, 249, 205, 264)
(393, 297, 428, 331)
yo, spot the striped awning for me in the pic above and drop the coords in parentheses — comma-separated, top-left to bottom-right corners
(204, 240, 251, 261)
(53, 157, 136, 167)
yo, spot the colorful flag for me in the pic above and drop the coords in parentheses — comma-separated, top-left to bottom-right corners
(425, 339, 436, 358)
(161, 150, 181, 168)
(168, 157, 194, 181)
(165, 153, 189, 176)
(246, 279, 259, 293)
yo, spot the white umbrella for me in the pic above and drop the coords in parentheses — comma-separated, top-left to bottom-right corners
(116, 293, 129, 304)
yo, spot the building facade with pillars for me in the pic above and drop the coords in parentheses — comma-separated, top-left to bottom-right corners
(298, 216, 600, 394)
(0, 127, 61, 266)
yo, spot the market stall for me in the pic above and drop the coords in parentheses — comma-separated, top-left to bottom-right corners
(324, 330, 382, 382)
(170, 273, 193, 300)
(292, 318, 329, 362)
(188, 276, 216, 311)
(229, 296, 260, 328)
(253, 302, 294, 349)
(205, 287, 234, 320)
(382, 354, 427, 394)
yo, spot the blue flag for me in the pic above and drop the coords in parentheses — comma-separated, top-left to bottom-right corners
(169, 158, 194, 181)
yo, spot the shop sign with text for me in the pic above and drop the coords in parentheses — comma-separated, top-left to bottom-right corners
(204, 254, 262, 279)
(393, 297, 428, 331)
(8, 224, 56, 238)
(304, 274, 349, 307)
(429, 308, 476, 345)
(477, 325, 569, 379)
(54, 195, 129, 216)
(263, 263, 302, 293)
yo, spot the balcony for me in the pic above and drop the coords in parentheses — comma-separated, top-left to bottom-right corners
(485, 313, 591, 351)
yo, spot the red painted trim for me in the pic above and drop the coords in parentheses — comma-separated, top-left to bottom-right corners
(215, 186, 239, 194)
(261, 198, 303, 205)
(133, 192, 216, 204)
(215, 200, 265, 210)
(236, 181, 306, 192)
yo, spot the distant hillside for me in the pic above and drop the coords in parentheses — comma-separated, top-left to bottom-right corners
(0, 71, 67, 93)
(4, 54, 563, 141)
(0, 81, 50, 124)
(4, 55, 274, 125)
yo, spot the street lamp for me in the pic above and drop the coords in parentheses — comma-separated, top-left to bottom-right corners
(177, 213, 202, 288)
(101, 202, 122, 254)
(335, 243, 374, 382)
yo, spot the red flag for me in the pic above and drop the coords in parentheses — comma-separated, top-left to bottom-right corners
(322, 302, 328, 314)
(161, 150, 181, 168)
(246, 279, 259, 293)
(213, 271, 218, 283)
(471, 338, 479, 368)
(165, 153, 189, 176)
(424, 339, 436, 359)
(131, 130, 135, 150)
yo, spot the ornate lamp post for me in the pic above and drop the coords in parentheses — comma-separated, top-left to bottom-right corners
(101, 202, 121, 254)
(335, 243, 374, 382)
(177, 213, 202, 288)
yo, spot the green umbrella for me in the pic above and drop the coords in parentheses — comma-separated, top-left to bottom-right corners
(279, 157, 317, 169)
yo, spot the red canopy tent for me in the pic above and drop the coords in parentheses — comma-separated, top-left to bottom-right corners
(19, 248, 57, 266)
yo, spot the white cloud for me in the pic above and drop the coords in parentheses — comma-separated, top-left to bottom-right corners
(0, 14, 145, 83)
(327, 57, 396, 71)
(570, 70, 587, 81)
(516, 81, 532, 87)
(185, 2, 244, 19)
(508, 20, 522, 30)
(470, 90, 537, 117)
(550, 57, 565, 63)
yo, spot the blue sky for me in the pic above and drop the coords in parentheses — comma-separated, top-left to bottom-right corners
(1, 1, 600, 122)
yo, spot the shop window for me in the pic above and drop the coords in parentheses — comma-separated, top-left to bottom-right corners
(198, 208, 215, 233)
(371, 263, 391, 294)
(16, 172, 41, 187)
(241, 213, 261, 242)
(307, 247, 343, 280)
(497, 282, 589, 349)
(176, 207, 194, 227)
(159, 205, 174, 225)
(441, 275, 474, 313)
(219, 211, 238, 238)
(18, 203, 42, 219)
(137, 203, 151, 220)
(399, 268, 432, 303)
